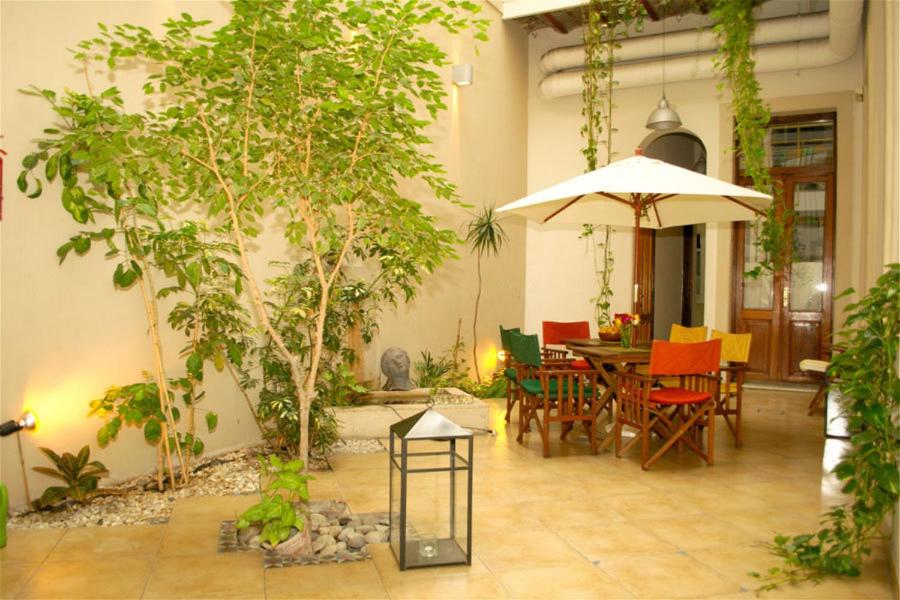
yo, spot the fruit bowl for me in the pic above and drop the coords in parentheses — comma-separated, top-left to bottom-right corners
(599, 330, 621, 342)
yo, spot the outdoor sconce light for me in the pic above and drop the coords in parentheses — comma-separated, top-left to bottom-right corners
(497, 350, 507, 362)
(389, 409, 473, 570)
(0, 412, 36, 437)
(452, 64, 473, 87)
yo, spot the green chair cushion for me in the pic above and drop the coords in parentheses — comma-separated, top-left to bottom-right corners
(504, 367, 518, 381)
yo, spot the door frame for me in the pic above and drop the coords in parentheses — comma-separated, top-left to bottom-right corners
(730, 112, 837, 381)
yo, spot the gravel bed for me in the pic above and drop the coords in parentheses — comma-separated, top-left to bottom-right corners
(9, 440, 385, 530)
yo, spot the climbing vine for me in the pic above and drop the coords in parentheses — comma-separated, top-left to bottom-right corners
(711, 0, 790, 278)
(580, 0, 644, 325)
(751, 264, 900, 591)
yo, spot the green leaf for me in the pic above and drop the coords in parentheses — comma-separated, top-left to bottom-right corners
(192, 438, 204, 455)
(186, 352, 203, 381)
(143, 419, 162, 443)
(205, 412, 218, 431)
(17, 171, 28, 193)
(22, 154, 38, 169)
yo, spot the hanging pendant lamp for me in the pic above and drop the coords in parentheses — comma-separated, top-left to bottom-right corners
(646, 11, 681, 130)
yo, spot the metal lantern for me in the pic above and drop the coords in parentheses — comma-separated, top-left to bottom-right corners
(389, 409, 473, 570)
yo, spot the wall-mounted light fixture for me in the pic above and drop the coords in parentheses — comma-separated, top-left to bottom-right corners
(0, 412, 36, 437)
(452, 64, 474, 87)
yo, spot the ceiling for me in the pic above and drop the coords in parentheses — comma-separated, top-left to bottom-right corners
(495, 0, 830, 34)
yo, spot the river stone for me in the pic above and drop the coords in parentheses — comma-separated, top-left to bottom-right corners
(318, 527, 330, 535)
(329, 525, 343, 536)
(310, 513, 328, 528)
(237, 524, 261, 544)
(320, 543, 337, 557)
(336, 541, 347, 551)
(347, 534, 366, 549)
(312, 534, 335, 553)
(364, 531, 383, 544)
(339, 516, 353, 525)
(358, 525, 374, 534)
(348, 518, 361, 529)
(338, 527, 354, 541)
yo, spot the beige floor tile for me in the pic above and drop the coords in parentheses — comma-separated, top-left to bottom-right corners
(265, 559, 387, 598)
(610, 492, 706, 521)
(0, 529, 64, 564)
(142, 552, 264, 598)
(598, 552, 741, 598)
(341, 485, 389, 514)
(473, 530, 588, 573)
(0, 561, 40, 598)
(167, 494, 258, 525)
(687, 543, 779, 590)
(16, 557, 151, 599)
(46, 525, 163, 562)
(631, 515, 763, 551)
(369, 543, 490, 581)
(157, 519, 223, 556)
(497, 564, 634, 599)
(333, 467, 389, 489)
(555, 522, 676, 561)
(328, 453, 388, 471)
(380, 573, 508, 599)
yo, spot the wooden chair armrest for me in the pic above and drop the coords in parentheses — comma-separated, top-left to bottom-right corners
(720, 363, 748, 373)
(542, 348, 569, 360)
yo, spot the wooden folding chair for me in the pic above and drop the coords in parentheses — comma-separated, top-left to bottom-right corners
(669, 324, 708, 343)
(615, 339, 721, 470)
(711, 330, 751, 446)
(542, 321, 592, 369)
(499, 325, 521, 423)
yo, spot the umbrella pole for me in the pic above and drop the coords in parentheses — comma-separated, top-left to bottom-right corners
(632, 203, 641, 315)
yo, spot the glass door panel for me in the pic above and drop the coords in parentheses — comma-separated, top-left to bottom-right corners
(742, 224, 773, 310)
(790, 182, 826, 312)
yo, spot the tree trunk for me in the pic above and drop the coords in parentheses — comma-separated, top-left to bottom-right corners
(472, 255, 483, 383)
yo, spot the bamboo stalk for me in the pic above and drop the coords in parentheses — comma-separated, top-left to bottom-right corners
(155, 439, 164, 491)
(15, 432, 32, 507)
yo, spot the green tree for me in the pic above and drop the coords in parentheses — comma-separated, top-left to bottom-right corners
(24, 1, 487, 468)
(465, 206, 507, 383)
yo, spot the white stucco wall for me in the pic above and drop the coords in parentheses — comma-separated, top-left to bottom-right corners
(0, 1, 528, 508)
(520, 24, 864, 338)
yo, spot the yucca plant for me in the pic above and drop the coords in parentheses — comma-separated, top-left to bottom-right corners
(32, 446, 108, 509)
(465, 206, 508, 383)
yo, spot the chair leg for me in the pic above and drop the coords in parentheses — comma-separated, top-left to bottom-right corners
(707, 401, 715, 466)
(541, 401, 551, 458)
(734, 390, 743, 447)
(807, 381, 826, 415)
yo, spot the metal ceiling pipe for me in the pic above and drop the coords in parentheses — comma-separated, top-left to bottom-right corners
(537, 0, 863, 99)
(540, 12, 830, 74)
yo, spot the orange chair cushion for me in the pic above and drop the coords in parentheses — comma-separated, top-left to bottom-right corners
(570, 358, 590, 370)
(542, 321, 590, 345)
(650, 388, 711, 405)
(649, 339, 722, 376)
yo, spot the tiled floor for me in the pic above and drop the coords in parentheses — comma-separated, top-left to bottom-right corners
(2, 390, 896, 599)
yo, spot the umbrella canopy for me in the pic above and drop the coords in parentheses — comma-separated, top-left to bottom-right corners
(497, 155, 771, 229)
(497, 153, 773, 321)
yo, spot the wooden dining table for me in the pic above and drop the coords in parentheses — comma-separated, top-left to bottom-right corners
(563, 338, 652, 450)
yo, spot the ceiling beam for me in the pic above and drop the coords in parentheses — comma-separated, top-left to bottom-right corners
(640, 0, 660, 21)
(541, 12, 570, 34)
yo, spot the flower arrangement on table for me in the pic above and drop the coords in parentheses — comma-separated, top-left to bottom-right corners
(613, 313, 641, 348)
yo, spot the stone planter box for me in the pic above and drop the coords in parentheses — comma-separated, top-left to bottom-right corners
(334, 388, 490, 439)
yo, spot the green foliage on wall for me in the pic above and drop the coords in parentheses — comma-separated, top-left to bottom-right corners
(752, 264, 900, 590)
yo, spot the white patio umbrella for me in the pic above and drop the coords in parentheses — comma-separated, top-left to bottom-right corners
(497, 154, 772, 313)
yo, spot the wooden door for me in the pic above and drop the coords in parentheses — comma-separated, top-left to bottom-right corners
(732, 171, 835, 381)
(634, 229, 654, 343)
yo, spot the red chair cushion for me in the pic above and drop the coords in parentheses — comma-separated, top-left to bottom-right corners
(649, 339, 722, 376)
(650, 388, 711, 405)
(542, 321, 591, 345)
(570, 358, 590, 370)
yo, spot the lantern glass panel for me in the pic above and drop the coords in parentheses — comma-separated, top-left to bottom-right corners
(390, 435, 471, 569)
